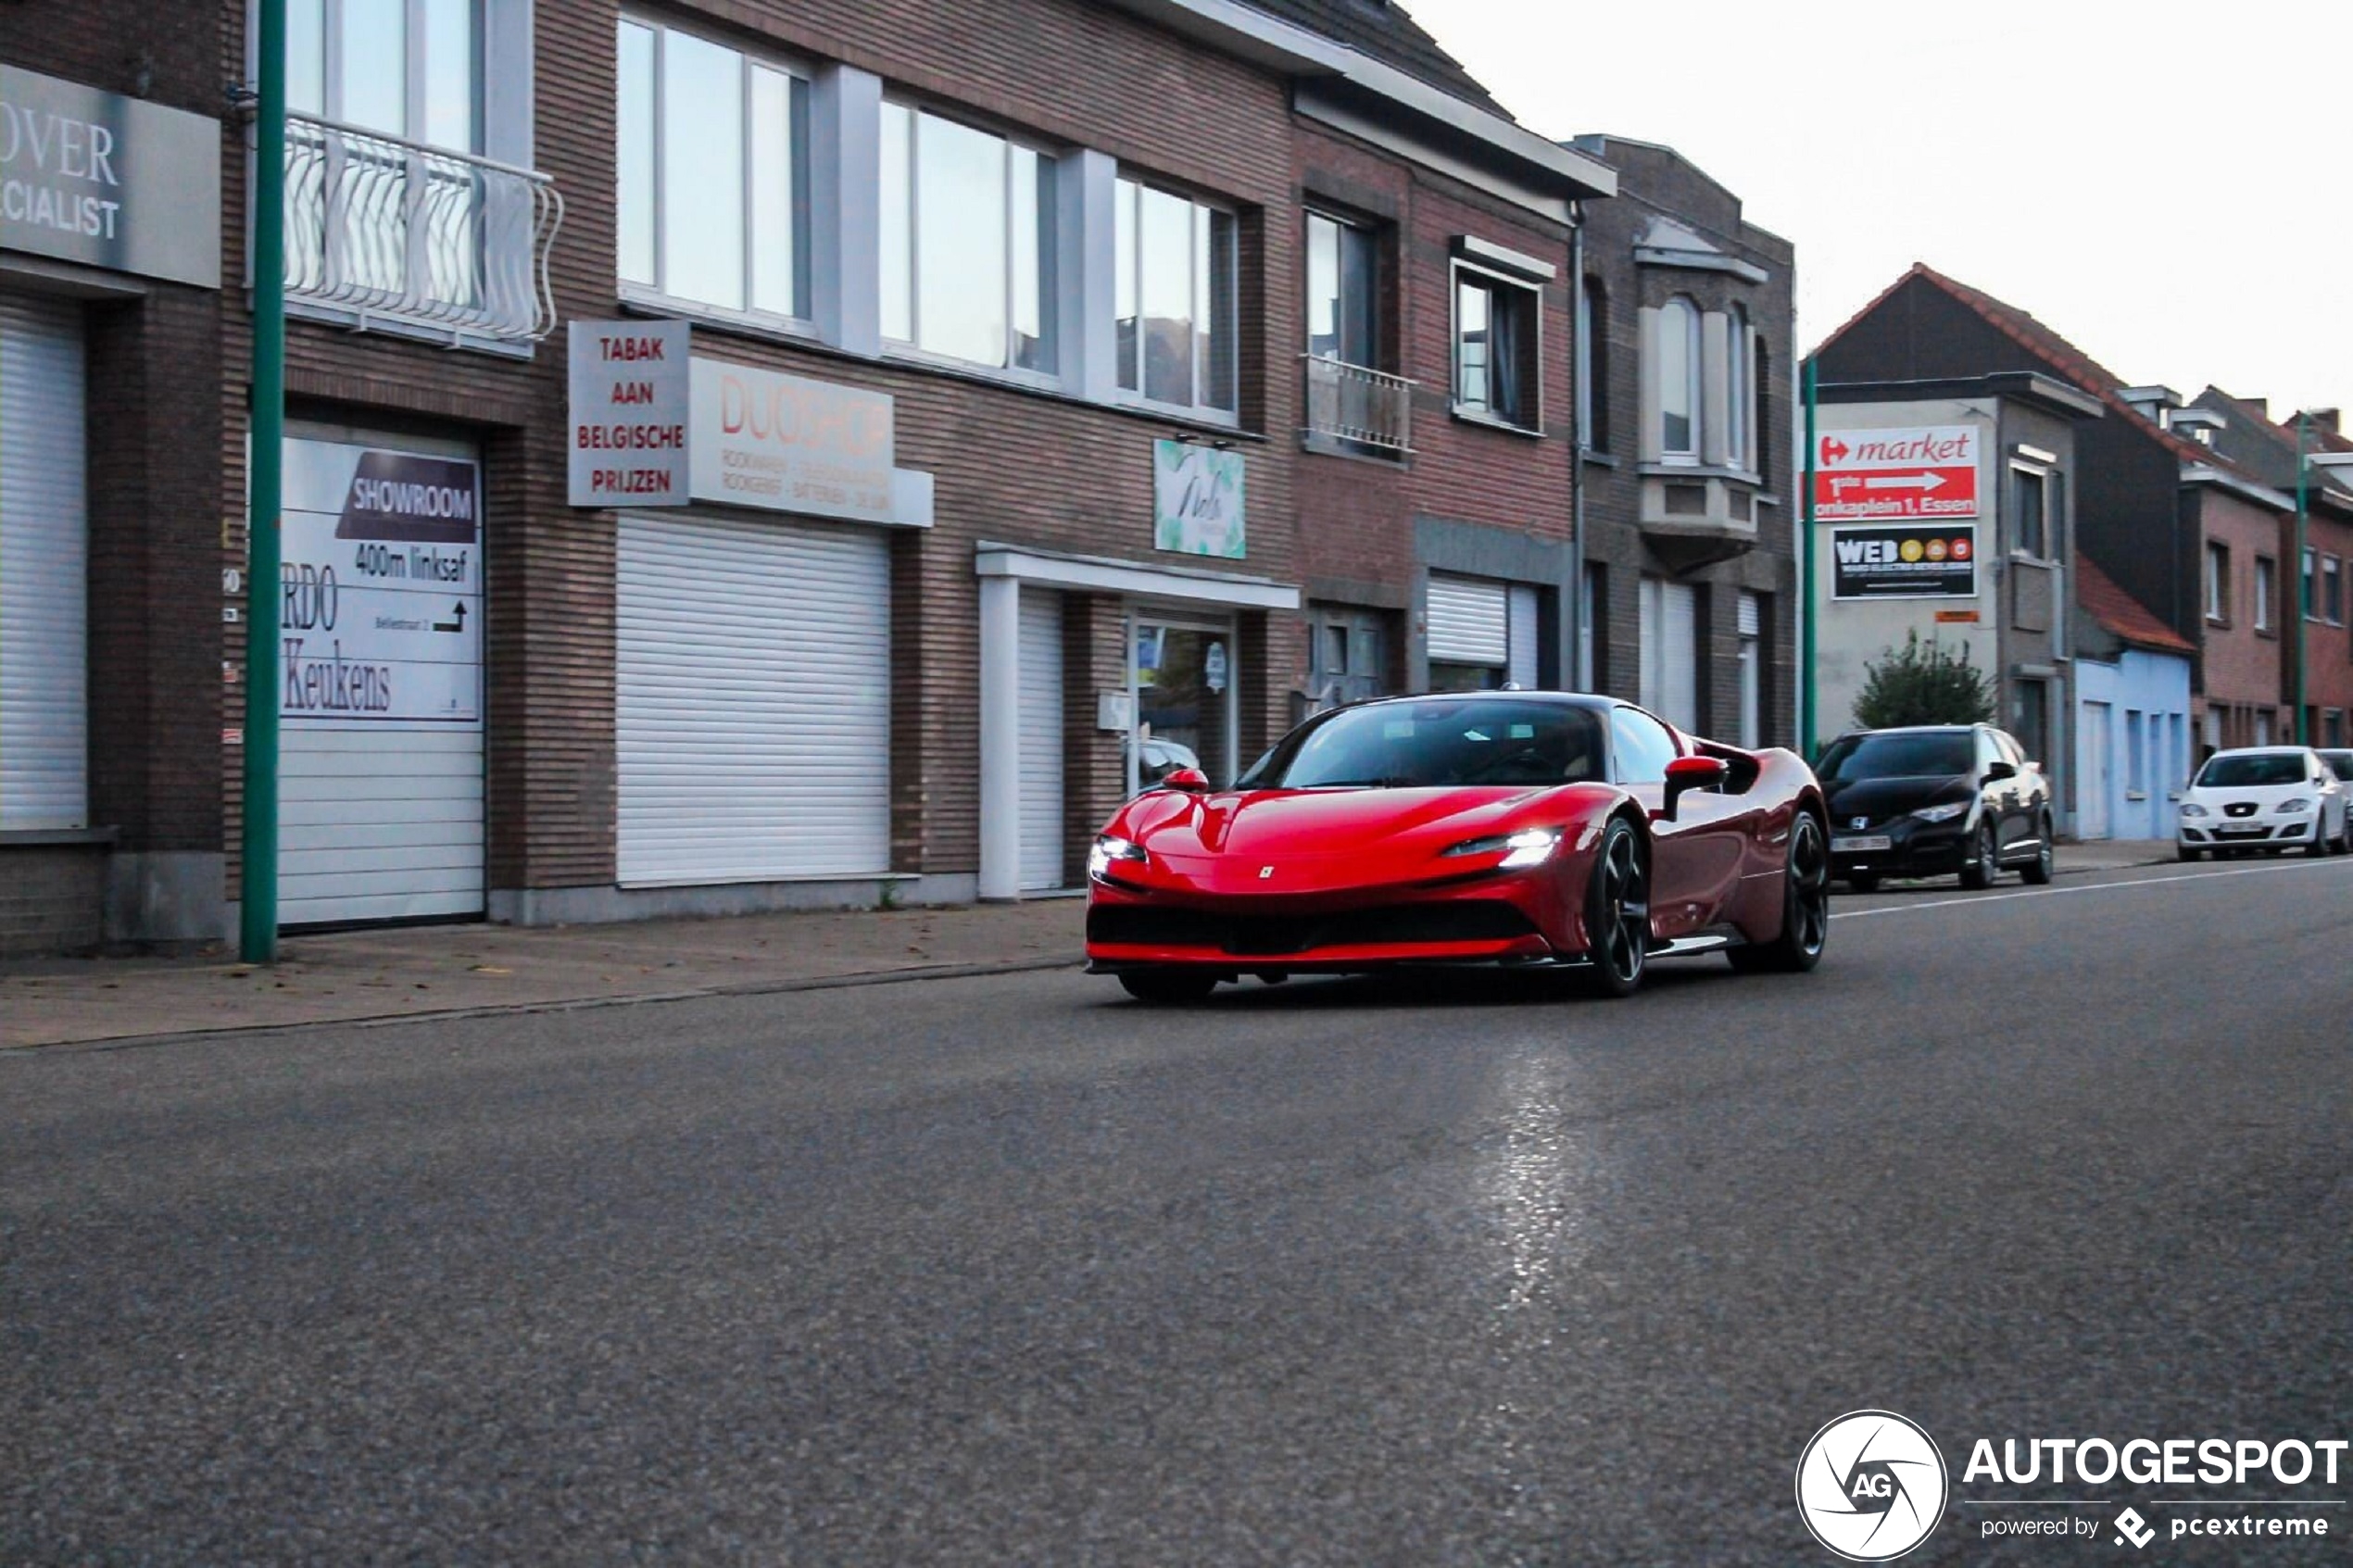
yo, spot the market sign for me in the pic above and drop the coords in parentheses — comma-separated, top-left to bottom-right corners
(1813, 425, 1980, 521)
(567, 320, 688, 506)
(1831, 523, 1978, 601)
(1153, 439, 1246, 558)
(0, 64, 222, 289)
(688, 358, 896, 524)
(280, 440, 482, 724)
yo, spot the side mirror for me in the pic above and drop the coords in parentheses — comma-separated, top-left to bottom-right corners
(1984, 759, 2018, 784)
(1159, 766, 1211, 793)
(1659, 755, 1729, 821)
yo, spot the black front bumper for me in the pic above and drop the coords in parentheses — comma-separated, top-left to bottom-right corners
(1829, 817, 1968, 879)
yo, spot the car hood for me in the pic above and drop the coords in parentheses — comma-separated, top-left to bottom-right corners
(1104, 784, 1615, 895)
(1820, 774, 1971, 824)
(2185, 781, 2319, 807)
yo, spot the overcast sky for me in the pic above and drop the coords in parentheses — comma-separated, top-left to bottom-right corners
(1409, 0, 2353, 420)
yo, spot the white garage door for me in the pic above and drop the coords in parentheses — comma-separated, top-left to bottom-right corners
(1428, 574, 1509, 666)
(1639, 577, 1698, 733)
(0, 292, 87, 831)
(279, 433, 484, 925)
(1019, 589, 1065, 891)
(618, 511, 890, 885)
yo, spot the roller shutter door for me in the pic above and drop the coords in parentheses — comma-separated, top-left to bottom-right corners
(1428, 574, 1508, 665)
(1506, 583, 1540, 688)
(0, 293, 87, 830)
(618, 511, 890, 885)
(1639, 578, 1698, 733)
(1018, 589, 1065, 891)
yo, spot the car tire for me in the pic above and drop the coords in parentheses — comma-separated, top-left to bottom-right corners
(2307, 825, 2333, 859)
(2177, 844, 2203, 862)
(2020, 816, 2055, 884)
(1117, 970, 1219, 1005)
(1582, 816, 1650, 998)
(1730, 811, 1830, 974)
(1844, 870, 1881, 893)
(1958, 819, 1998, 890)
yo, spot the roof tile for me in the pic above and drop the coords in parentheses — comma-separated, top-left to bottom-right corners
(2076, 556, 2196, 657)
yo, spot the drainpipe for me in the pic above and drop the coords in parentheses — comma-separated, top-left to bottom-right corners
(240, 0, 289, 963)
(1567, 206, 1587, 690)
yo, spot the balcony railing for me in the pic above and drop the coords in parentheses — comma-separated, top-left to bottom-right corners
(1302, 354, 1415, 455)
(283, 111, 563, 345)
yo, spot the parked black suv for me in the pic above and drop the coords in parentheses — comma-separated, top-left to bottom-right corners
(1817, 723, 2056, 890)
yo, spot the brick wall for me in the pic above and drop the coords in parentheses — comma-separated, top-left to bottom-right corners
(2194, 488, 2288, 734)
(0, 847, 107, 958)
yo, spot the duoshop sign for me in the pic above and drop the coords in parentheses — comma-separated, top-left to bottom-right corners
(687, 358, 896, 525)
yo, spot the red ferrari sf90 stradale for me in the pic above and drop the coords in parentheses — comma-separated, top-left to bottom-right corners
(1085, 692, 1830, 1002)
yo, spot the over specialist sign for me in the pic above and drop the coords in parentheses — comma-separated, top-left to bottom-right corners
(688, 358, 896, 524)
(279, 441, 482, 724)
(568, 320, 689, 506)
(1814, 425, 1980, 521)
(1153, 439, 1246, 558)
(1831, 523, 1978, 601)
(0, 64, 222, 288)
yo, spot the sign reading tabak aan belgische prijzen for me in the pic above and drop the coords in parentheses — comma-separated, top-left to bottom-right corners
(567, 320, 690, 506)
(1153, 439, 1246, 558)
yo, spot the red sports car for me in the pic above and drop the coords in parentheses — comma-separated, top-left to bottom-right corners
(1085, 692, 1830, 1002)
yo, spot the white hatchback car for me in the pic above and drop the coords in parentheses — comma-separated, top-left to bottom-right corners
(2178, 746, 2351, 860)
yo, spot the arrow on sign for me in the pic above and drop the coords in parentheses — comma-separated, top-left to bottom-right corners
(434, 602, 468, 633)
(1863, 473, 1948, 492)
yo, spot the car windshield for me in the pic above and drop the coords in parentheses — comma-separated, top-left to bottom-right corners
(2322, 752, 2353, 783)
(1816, 732, 1972, 782)
(2196, 752, 2307, 788)
(1239, 700, 1606, 790)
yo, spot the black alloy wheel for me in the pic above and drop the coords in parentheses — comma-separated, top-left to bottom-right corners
(1583, 817, 1650, 998)
(1958, 818, 1999, 890)
(1730, 811, 1831, 973)
(1118, 969, 1219, 1005)
(2020, 816, 2056, 884)
(2178, 843, 2204, 862)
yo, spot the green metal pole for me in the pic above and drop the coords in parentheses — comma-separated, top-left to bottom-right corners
(2295, 413, 2309, 747)
(1801, 356, 1819, 759)
(239, 0, 288, 963)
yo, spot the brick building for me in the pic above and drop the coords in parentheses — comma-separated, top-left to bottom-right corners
(6, 0, 1630, 950)
(1568, 136, 1796, 748)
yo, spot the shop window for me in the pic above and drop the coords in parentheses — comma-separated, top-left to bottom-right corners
(1115, 178, 1237, 416)
(1453, 268, 1540, 430)
(2206, 541, 2230, 623)
(881, 103, 1057, 373)
(617, 19, 810, 320)
(1657, 295, 1700, 458)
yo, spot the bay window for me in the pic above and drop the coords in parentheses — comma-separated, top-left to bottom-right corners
(880, 103, 1057, 373)
(1453, 268, 1539, 429)
(617, 19, 810, 320)
(1115, 177, 1238, 416)
(1725, 304, 1749, 470)
(1659, 295, 1700, 458)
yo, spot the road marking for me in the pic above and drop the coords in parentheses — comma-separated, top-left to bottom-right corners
(1831, 858, 2349, 921)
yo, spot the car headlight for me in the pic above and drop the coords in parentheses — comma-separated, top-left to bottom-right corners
(2277, 798, 2313, 814)
(1908, 801, 1969, 823)
(2179, 802, 2209, 819)
(1088, 834, 1148, 881)
(1443, 828, 1561, 868)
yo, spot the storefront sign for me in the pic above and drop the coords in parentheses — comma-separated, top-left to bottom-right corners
(688, 358, 895, 524)
(0, 64, 222, 288)
(1813, 425, 1980, 521)
(1154, 440, 1246, 558)
(568, 320, 689, 506)
(1831, 523, 1978, 601)
(279, 441, 482, 723)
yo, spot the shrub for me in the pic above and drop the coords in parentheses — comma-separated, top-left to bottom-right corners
(1852, 631, 1996, 729)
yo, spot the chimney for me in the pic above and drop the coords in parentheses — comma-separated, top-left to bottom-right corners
(2118, 385, 2183, 426)
(2304, 408, 2341, 437)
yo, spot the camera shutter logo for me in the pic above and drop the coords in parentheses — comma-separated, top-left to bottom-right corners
(1795, 1410, 1948, 1562)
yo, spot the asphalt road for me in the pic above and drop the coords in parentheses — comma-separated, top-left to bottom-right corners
(6, 858, 2353, 1565)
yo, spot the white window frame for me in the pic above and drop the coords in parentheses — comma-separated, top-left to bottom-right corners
(1725, 303, 1749, 470)
(1114, 174, 1239, 422)
(616, 15, 813, 331)
(2207, 540, 2230, 623)
(880, 98, 1061, 383)
(284, 0, 486, 153)
(2254, 554, 2274, 632)
(1450, 260, 1542, 433)
(2009, 462, 2051, 559)
(1657, 295, 1701, 461)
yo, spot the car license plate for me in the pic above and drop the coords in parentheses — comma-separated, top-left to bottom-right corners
(1833, 834, 1893, 853)
(2216, 822, 2265, 836)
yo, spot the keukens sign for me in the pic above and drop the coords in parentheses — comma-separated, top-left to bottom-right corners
(688, 358, 896, 525)
(1814, 425, 1980, 521)
(569, 320, 689, 506)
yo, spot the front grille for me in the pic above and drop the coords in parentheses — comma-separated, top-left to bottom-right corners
(2224, 801, 2260, 818)
(1089, 899, 1537, 956)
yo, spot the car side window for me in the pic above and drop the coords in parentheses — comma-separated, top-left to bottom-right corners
(1975, 732, 2001, 778)
(1610, 707, 1681, 784)
(1994, 731, 2027, 769)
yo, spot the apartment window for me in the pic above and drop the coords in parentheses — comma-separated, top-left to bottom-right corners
(2206, 541, 2231, 622)
(1115, 178, 1236, 415)
(880, 103, 1056, 372)
(2126, 709, 2146, 794)
(2302, 547, 2317, 621)
(2011, 466, 2047, 557)
(617, 19, 809, 319)
(1725, 305, 1750, 470)
(1659, 296, 1700, 458)
(290, 0, 481, 150)
(2325, 555, 2345, 624)
(1454, 268, 1540, 428)
(2255, 555, 2275, 632)
(1578, 276, 1608, 451)
(1754, 339, 1771, 483)
(1305, 213, 1378, 368)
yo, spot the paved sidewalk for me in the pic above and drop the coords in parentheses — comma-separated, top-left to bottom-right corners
(1, 841, 2179, 1050)
(2, 897, 1087, 1049)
